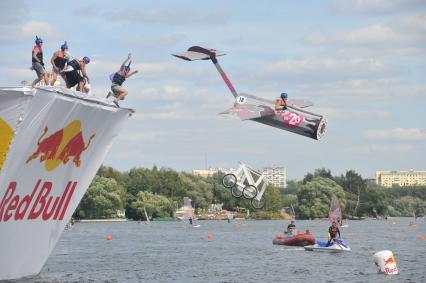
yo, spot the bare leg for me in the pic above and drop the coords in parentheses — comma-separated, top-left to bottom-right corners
(116, 89, 128, 101)
(43, 73, 49, 85)
(78, 81, 86, 93)
(32, 77, 42, 87)
(50, 73, 58, 86)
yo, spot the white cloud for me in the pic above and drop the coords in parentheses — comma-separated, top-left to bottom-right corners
(343, 143, 415, 154)
(317, 107, 390, 119)
(105, 8, 228, 26)
(331, 0, 426, 14)
(364, 128, 426, 140)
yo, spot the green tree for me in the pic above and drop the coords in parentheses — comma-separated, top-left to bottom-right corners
(359, 185, 389, 217)
(335, 170, 366, 216)
(302, 168, 333, 184)
(297, 177, 346, 219)
(75, 176, 125, 219)
(130, 191, 174, 220)
(264, 185, 282, 212)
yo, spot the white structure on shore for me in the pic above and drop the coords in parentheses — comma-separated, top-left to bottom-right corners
(263, 166, 287, 188)
(376, 170, 426, 187)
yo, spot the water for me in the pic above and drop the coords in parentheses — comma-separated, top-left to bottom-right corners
(11, 218, 426, 282)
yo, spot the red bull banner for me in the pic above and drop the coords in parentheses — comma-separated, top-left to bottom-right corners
(0, 87, 132, 280)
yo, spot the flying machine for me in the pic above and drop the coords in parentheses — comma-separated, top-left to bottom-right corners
(222, 162, 271, 209)
(173, 46, 327, 140)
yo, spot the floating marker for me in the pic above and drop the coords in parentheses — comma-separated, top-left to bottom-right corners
(207, 233, 213, 239)
(373, 250, 398, 275)
(106, 235, 113, 241)
(418, 235, 425, 241)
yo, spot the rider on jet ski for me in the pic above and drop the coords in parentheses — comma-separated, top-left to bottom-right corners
(327, 221, 340, 246)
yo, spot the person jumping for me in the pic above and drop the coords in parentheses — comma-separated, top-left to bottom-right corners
(107, 53, 138, 107)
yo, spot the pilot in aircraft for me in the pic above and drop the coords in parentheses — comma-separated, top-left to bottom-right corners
(275, 92, 288, 111)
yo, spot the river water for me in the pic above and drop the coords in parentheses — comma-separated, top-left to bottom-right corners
(10, 218, 426, 283)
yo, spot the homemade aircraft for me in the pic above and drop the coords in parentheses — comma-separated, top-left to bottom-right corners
(222, 163, 271, 209)
(173, 46, 327, 140)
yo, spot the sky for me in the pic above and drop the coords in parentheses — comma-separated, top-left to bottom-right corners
(1, 0, 425, 179)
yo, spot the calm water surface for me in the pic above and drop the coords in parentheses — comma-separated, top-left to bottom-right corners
(11, 218, 426, 282)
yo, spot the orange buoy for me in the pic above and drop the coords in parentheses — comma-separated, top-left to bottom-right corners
(207, 233, 213, 239)
(106, 235, 113, 241)
(418, 235, 425, 241)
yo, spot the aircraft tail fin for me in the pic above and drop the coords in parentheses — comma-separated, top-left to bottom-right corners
(172, 46, 225, 61)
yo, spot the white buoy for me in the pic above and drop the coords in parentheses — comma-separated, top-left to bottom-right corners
(373, 250, 398, 275)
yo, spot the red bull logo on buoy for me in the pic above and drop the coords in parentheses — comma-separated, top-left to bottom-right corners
(373, 250, 398, 275)
(26, 120, 95, 172)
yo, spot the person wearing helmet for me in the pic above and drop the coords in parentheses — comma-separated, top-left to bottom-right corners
(31, 36, 49, 87)
(50, 41, 70, 85)
(326, 221, 341, 246)
(275, 92, 288, 111)
(64, 56, 91, 93)
(107, 53, 138, 107)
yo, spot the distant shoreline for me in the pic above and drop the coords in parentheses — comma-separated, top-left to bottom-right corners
(75, 218, 128, 223)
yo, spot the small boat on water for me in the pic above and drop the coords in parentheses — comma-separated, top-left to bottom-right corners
(273, 231, 316, 246)
(304, 239, 351, 253)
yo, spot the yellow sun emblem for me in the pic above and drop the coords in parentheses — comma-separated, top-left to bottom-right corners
(0, 118, 14, 171)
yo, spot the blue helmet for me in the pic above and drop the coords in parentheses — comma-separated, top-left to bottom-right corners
(280, 92, 288, 99)
(61, 41, 68, 51)
(83, 56, 90, 64)
(35, 36, 43, 45)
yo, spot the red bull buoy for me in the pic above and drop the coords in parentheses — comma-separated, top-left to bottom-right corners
(207, 233, 213, 239)
(106, 235, 113, 241)
(373, 250, 398, 275)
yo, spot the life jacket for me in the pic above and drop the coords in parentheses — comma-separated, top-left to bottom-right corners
(68, 59, 81, 71)
(32, 45, 43, 64)
(53, 50, 67, 69)
(329, 226, 338, 237)
(112, 72, 126, 86)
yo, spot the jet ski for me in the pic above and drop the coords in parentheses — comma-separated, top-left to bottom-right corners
(304, 239, 351, 253)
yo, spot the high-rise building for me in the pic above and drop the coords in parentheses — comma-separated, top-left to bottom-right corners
(262, 166, 287, 188)
(376, 170, 426, 187)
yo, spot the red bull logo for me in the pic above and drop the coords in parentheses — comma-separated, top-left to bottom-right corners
(26, 120, 95, 172)
(383, 255, 398, 274)
(0, 180, 77, 222)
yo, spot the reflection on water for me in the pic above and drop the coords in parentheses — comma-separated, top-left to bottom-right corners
(10, 218, 426, 283)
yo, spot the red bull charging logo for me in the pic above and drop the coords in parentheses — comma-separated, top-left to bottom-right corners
(26, 120, 95, 172)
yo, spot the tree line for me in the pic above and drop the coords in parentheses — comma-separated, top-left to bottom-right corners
(74, 166, 426, 220)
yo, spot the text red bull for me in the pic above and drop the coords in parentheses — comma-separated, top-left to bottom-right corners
(0, 180, 77, 222)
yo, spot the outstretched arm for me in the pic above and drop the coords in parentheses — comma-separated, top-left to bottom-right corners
(126, 70, 138, 78)
(120, 53, 131, 71)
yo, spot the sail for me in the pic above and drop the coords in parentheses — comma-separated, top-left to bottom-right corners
(183, 197, 194, 220)
(328, 195, 342, 225)
(143, 207, 150, 223)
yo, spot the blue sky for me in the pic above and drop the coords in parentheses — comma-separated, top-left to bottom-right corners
(1, 0, 425, 179)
